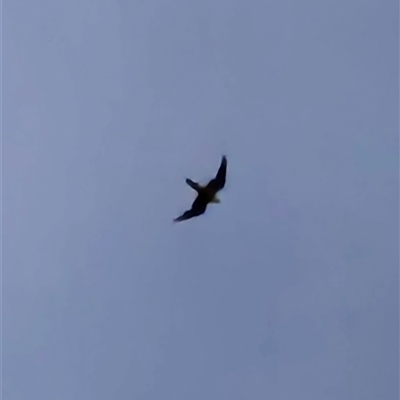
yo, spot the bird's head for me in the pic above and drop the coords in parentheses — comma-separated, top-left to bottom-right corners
(210, 195, 221, 204)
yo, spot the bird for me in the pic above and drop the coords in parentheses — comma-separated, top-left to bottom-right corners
(174, 155, 227, 222)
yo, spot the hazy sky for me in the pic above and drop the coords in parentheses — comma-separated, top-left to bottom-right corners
(5, 1, 398, 399)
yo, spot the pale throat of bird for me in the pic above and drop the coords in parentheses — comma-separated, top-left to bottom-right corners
(210, 196, 220, 203)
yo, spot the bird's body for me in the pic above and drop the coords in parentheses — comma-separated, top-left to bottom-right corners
(174, 156, 227, 222)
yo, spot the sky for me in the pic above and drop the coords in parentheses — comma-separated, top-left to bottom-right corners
(4, 0, 399, 399)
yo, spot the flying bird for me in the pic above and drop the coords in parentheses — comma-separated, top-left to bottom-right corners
(174, 155, 227, 222)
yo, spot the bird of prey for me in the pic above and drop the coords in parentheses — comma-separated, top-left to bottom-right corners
(174, 155, 227, 222)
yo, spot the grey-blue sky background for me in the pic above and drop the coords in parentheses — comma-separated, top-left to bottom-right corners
(5, 1, 398, 399)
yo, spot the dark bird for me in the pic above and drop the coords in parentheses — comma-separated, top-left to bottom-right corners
(174, 155, 227, 222)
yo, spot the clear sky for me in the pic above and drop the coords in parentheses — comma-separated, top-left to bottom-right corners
(5, 0, 398, 399)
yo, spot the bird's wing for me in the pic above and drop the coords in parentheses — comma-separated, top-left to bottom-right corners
(206, 155, 227, 192)
(174, 196, 208, 222)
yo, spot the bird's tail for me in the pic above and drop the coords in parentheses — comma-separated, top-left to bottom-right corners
(185, 179, 201, 192)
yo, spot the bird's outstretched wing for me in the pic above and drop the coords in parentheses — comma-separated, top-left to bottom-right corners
(174, 196, 207, 222)
(206, 155, 227, 193)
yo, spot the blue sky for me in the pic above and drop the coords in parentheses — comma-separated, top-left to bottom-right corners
(5, 0, 398, 399)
